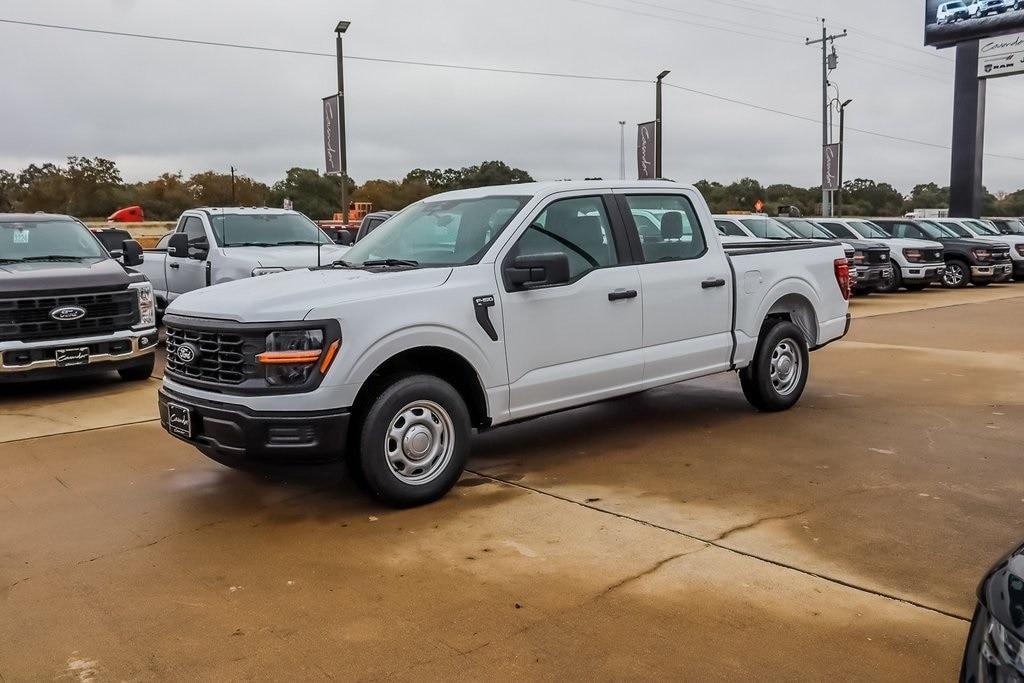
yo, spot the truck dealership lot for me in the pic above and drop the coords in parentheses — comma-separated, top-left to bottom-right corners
(2, 287, 1021, 680)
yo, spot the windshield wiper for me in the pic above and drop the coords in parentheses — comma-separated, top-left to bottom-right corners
(361, 258, 420, 269)
(8, 255, 89, 261)
(224, 242, 275, 247)
(274, 240, 321, 246)
(331, 259, 356, 268)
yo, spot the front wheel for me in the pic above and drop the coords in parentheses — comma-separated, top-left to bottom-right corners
(942, 261, 969, 289)
(739, 321, 810, 412)
(876, 267, 901, 294)
(356, 374, 471, 508)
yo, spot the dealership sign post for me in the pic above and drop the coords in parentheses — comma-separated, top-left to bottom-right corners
(637, 121, 657, 180)
(322, 94, 344, 177)
(925, 0, 1024, 217)
(822, 143, 841, 192)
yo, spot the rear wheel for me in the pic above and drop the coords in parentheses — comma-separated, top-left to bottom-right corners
(356, 374, 471, 508)
(739, 321, 809, 413)
(942, 260, 969, 289)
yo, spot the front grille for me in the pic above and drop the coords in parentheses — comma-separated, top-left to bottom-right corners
(982, 250, 1011, 264)
(166, 325, 265, 385)
(922, 249, 943, 262)
(0, 290, 139, 342)
(866, 249, 890, 265)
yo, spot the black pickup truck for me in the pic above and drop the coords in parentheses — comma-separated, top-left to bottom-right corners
(872, 218, 1012, 288)
(0, 213, 158, 383)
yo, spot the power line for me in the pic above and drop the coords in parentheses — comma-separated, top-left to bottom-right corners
(1, 17, 1022, 163)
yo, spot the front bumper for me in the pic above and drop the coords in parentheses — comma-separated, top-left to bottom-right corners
(854, 264, 894, 289)
(158, 387, 350, 464)
(901, 263, 946, 282)
(0, 328, 158, 382)
(972, 263, 1013, 282)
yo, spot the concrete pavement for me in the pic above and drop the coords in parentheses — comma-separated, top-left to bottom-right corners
(1, 286, 1021, 680)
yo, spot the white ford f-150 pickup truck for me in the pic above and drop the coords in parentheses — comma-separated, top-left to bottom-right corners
(157, 181, 851, 507)
(137, 207, 348, 316)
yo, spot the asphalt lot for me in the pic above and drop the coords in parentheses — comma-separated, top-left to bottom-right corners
(2, 286, 1023, 680)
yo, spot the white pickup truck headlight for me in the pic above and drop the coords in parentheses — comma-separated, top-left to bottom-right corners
(252, 267, 286, 277)
(131, 282, 156, 329)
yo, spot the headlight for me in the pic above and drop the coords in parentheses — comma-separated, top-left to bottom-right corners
(132, 282, 156, 329)
(853, 251, 866, 265)
(966, 604, 1024, 680)
(257, 329, 340, 386)
(974, 249, 992, 260)
(1016, 245, 1024, 257)
(903, 248, 923, 263)
(252, 267, 286, 277)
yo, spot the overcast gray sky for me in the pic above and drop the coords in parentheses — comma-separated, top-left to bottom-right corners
(2, 0, 1023, 193)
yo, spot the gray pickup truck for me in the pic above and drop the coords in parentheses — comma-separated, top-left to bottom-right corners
(0, 213, 158, 383)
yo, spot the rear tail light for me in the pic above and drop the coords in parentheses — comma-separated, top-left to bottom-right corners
(834, 258, 851, 300)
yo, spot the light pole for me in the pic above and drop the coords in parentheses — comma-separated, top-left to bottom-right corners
(806, 20, 847, 217)
(618, 121, 626, 180)
(335, 20, 350, 225)
(837, 98, 853, 217)
(656, 70, 670, 178)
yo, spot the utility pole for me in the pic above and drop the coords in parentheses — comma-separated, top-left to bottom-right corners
(230, 166, 236, 205)
(618, 121, 626, 180)
(656, 70, 670, 178)
(806, 20, 846, 217)
(335, 21, 351, 225)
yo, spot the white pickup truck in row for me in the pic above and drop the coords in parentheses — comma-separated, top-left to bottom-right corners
(157, 181, 851, 507)
(136, 208, 348, 315)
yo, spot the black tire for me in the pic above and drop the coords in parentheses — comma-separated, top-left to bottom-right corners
(942, 260, 970, 289)
(356, 374, 471, 508)
(118, 354, 156, 381)
(884, 266, 902, 293)
(738, 321, 810, 413)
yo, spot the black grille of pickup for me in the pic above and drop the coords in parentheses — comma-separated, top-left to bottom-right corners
(980, 249, 1011, 264)
(165, 324, 265, 386)
(866, 249, 891, 265)
(0, 289, 139, 342)
(921, 249, 943, 262)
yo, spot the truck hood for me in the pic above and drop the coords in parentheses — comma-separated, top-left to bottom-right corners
(0, 257, 131, 295)
(220, 244, 349, 269)
(881, 237, 944, 251)
(167, 266, 453, 322)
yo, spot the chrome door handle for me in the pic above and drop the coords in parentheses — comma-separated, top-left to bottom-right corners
(608, 289, 638, 301)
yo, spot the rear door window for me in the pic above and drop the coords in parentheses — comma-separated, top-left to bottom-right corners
(623, 195, 706, 263)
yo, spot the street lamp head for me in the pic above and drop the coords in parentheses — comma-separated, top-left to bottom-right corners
(335, 21, 351, 34)
(841, 98, 854, 108)
(657, 70, 671, 81)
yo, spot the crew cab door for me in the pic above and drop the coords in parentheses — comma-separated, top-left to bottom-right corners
(614, 191, 733, 385)
(166, 215, 210, 298)
(498, 194, 643, 419)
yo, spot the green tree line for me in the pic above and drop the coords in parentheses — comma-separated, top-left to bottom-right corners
(2, 158, 1023, 220)
(0, 158, 534, 221)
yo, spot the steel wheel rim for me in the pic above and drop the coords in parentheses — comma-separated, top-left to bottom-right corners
(384, 400, 455, 486)
(944, 264, 964, 287)
(769, 338, 802, 396)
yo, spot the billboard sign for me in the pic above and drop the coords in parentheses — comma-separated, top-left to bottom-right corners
(322, 94, 345, 176)
(925, 0, 1024, 48)
(822, 143, 841, 192)
(637, 121, 657, 180)
(978, 31, 1024, 77)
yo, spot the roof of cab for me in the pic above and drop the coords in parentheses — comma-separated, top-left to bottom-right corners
(190, 207, 299, 215)
(0, 212, 76, 222)
(419, 180, 686, 202)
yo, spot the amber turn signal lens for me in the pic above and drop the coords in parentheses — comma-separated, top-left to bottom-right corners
(319, 340, 341, 374)
(256, 350, 323, 365)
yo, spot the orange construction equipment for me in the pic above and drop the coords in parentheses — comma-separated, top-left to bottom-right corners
(108, 206, 145, 223)
(333, 202, 372, 225)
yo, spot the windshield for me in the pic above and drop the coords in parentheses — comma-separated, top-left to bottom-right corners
(739, 217, 796, 240)
(918, 220, 958, 238)
(208, 212, 333, 247)
(845, 221, 888, 239)
(998, 219, 1024, 235)
(783, 219, 836, 239)
(341, 195, 530, 267)
(0, 219, 108, 261)
(937, 221, 973, 238)
(966, 219, 1000, 236)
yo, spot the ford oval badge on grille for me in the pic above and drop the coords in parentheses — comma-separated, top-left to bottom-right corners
(49, 305, 86, 321)
(176, 342, 199, 364)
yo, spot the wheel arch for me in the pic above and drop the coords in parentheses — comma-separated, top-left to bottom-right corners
(760, 292, 819, 348)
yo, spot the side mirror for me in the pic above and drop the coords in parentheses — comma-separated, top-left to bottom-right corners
(335, 230, 354, 246)
(121, 239, 144, 267)
(168, 233, 189, 258)
(190, 238, 209, 260)
(505, 252, 571, 290)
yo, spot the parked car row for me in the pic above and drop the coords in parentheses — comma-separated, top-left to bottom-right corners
(713, 214, 1022, 293)
(937, 0, 1024, 24)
